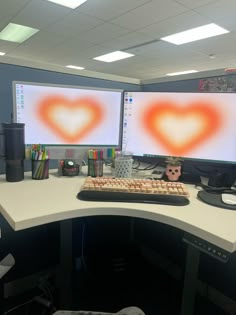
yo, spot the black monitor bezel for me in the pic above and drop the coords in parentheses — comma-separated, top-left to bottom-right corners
(122, 90, 236, 166)
(12, 80, 124, 148)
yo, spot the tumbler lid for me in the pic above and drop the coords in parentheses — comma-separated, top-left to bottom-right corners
(2, 123, 25, 129)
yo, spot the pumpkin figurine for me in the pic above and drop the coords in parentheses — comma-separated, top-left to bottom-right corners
(165, 156, 183, 181)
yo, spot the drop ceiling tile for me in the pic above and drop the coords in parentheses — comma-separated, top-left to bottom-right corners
(42, 53, 86, 65)
(125, 40, 173, 56)
(195, 0, 236, 22)
(39, 39, 93, 66)
(183, 32, 236, 55)
(46, 11, 104, 37)
(100, 31, 156, 50)
(111, 0, 188, 31)
(129, 43, 206, 71)
(218, 17, 236, 32)
(175, 0, 218, 9)
(12, 0, 71, 30)
(224, 58, 236, 67)
(42, 37, 95, 62)
(77, 0, 151, 20)
(140, 11, 211, 38)
(76, 22, 130, 44)
(18, 31, 68, 50)
(6, 33, 71, 63)
(0, 0, 30, 19)
(76, 45, 115, 59)
(38, 52, 92, 67)
(8, 35, 92, 62)
(119, 55, 153, 67)
(0, 16, 15, 32)
(202, 54, 235, 67)
(0, 40, 19, 52)
(7, 45, 38, 59)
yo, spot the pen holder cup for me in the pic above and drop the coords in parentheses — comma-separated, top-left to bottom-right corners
(32, 159, 49, 180)
(115, 157, 133, 178)
(87, 159, 103, 177)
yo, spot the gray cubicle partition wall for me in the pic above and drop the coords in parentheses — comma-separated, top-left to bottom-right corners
(142, 76, 199, 92)
(142, 72, 236, 92)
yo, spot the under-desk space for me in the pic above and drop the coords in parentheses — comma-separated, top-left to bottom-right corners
(0, 214, 234, 314)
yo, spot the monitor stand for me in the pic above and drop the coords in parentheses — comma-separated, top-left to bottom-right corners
(179, 172, 201, 185)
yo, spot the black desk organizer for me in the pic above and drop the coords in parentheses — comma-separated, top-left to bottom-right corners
(198, 190, 236, 210)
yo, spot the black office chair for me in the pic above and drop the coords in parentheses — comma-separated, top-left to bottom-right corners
(117, 306, 146, 315)
(52, 306, 146, 315)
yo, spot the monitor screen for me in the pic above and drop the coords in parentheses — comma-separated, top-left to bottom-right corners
(122, 91, 236, 163)
(13, 81, 123, 147)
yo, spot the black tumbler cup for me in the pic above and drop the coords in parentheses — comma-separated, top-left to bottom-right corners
(2, 123, 25, 182)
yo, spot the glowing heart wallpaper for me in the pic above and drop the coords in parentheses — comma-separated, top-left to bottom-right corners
(14, 83, 122, 146)
(122, 92, 236, 162)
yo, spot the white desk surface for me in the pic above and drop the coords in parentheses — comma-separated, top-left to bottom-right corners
(0, 168, 236, 253)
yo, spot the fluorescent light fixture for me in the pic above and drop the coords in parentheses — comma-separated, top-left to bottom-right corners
(93, 51, 134, 63)
(166, 70, 199, 76)
(161, 23, 229, 45)
(46, 0, 87, 9)
(66, 65, 85, 70)
(0, 23, 39, 43)
(0, 52, 6, 56)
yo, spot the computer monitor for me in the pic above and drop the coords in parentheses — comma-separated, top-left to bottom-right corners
(122, 91, 236, 164)
(13, 81, 123, 147)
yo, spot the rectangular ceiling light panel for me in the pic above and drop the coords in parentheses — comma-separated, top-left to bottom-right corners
(94, 51, 134, 63)
(161, 23, 229, 45)
(0, 23, 39, 43)
(46, 0, 87, 9)
(166, 70, 198, 76)
(66, 65, 85, 70)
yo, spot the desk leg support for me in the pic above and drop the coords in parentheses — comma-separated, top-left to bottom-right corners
(129, 218, 135, 243)
(59, 219, 73, 309)
(180, 244, 200, 315)
(0, 281, 3, 315)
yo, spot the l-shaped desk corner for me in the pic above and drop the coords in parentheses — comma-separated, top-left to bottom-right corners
(1, 168, 236, 315)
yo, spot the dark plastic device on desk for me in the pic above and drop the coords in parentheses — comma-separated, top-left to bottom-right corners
(1, 123, 25, 182)
(77, 177, 190, 206)
(198, 190, 236, 210)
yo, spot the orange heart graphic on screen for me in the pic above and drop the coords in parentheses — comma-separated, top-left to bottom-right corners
(142, 101, 222, 155)
(37, 96, 103, 143)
